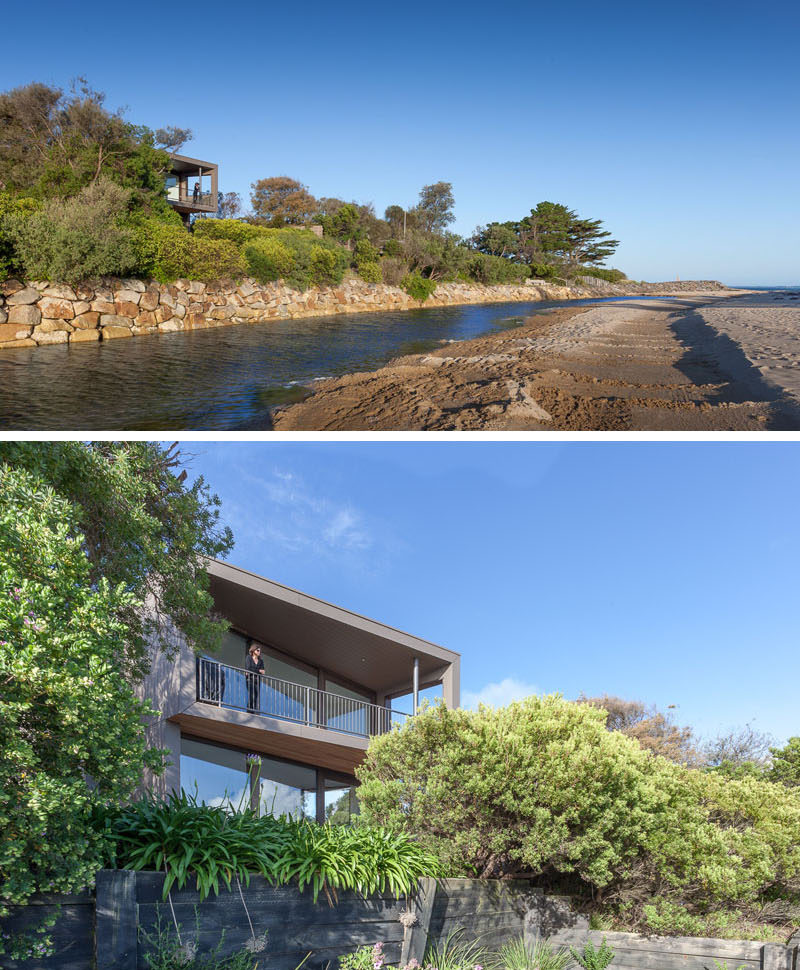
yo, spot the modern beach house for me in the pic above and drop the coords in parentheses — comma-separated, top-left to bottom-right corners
(139, 560, 460, 824)
(165, 153, 218, 223)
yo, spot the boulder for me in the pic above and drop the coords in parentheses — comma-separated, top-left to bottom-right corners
(8, 304, 41, 327)
(72, 312, 100, 329)
(100, 313, 133, 329)
(0, 337, 37, 349)
(70, 328, 100, 343)
(139, 289, 159, 311)
(154, 306, 174, 324)
(114, 301, 140, 318)
(114, 289, 141, 305)
(119, 278, 145, 293)
(136, 310, 157, 327)
(0, 323, 32, 341)
(36, 319, 73, 334)
(75, 284, 95, 301)
(94, 286, 114, 301)
(173, 303, 186, 318)
(158, 291, 176, 308)
(158, 320, 183, 333)
(0, 308, 6, 324)
(187, 280, 206, 294)
(102, 326, 133, 340)
(32, 327, 68, 345)
(237, 280, 257, 298)
(71, 301, 91, 316)
(91, 301, 116, 314)
(7, 287, 40, 306)
(43, 284, 77, 301)
(0, 278, 24, 297)
(39, 298, 75, 320)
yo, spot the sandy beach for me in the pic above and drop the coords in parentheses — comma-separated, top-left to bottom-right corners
(273, 290, 800, 431)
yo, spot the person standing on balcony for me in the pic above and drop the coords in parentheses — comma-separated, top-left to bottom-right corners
(193, 181, 200, 204)
(246, 642, 264, 712)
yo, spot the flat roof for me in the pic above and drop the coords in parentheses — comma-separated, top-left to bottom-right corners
(205, 559, 458, 694)
(169, 153, 217, 174)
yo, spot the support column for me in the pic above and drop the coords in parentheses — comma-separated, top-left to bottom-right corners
(441, 655, 460, 709)
(412, 658, 419, 714)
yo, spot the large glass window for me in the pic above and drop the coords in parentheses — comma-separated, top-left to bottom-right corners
(324, 777, 360, 825)
(254, 756, 316, 821)
(180, 737, 251, 812)
(262, 653, 318, 724)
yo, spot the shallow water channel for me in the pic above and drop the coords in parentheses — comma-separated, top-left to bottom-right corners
(0, 296, 644, 430)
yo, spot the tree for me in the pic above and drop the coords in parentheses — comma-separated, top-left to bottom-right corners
(0, 463, 164, 958)
(0, 79, 181, 216)
(357, 696, 800, 936)
(470, 222, 519, 258)
(414, 181, 455, 235)
(249, 176, 318, 227)
(217, 191, 242, 219)
(769, 737, 800, 787)
(0, 443, 233, 680)
(582, 694, 699, 765)
(703, 722, 773, 771)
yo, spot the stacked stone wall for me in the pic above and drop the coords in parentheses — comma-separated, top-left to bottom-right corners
(0, 275, 732, 351)
(0, 276, 597, 351)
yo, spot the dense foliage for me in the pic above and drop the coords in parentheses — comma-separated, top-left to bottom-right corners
(0, 443, 233, 679)
(99, 791, 441, 904)
(357, 696, 800, 937)
(0, 463, 164, 956)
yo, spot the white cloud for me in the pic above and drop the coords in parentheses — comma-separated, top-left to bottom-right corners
(227, 468, 373, 557)
(462, 677, 541, 710)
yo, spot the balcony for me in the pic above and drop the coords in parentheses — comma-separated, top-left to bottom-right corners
(197, 657, 410, 740)
(167, 189, 217, 213)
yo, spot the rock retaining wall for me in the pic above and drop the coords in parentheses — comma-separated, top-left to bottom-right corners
(0, 276, 599, 351)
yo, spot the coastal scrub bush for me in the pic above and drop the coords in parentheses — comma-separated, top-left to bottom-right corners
(401, 272, 437, 301)
(381, 257, 406, 286)
(99, 790, 440, 903)
(466, 253, 530, 285)
(4, 178, 139, 282)
(357, 261, 382, 283)
(0, 462, 164, 958)
(497, 937, 571, 970)
(0, 193, 40, 280)
(193, 218, 264, 247)
(244, 237, 295, 284)
(134, 218, 246, 283)
(356, 696, 800, 936)
(576, 267, 627, 283)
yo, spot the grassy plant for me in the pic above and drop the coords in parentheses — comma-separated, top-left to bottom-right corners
(494, 936, 570, 970)
(98, 791, 439, 904)
(569, 939, 615, 970)
(424, 928, 488, 970)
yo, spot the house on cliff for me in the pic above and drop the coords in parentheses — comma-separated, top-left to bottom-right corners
(138, 559, 460, 823)
(165, 153, 218, 223)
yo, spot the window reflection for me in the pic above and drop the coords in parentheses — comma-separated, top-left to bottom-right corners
(180, 737, 250, 812)
(324, 778, 360, 825)
(253, 755, 317, 821)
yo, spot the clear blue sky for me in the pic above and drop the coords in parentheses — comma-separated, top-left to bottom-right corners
(183, 441, 799, 747)
(6, 0, 799, 284)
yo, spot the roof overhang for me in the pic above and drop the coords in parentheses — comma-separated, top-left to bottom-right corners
(205, 559, 458, 697)
(169, 153, 217, 174)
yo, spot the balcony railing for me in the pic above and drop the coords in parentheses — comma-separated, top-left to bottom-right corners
(167, 191, 217, 211)
(196, 657, 410, 739)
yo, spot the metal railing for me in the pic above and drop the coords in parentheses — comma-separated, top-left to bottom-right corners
(167, 191, 217, 210)
(196, 657, 410, 738)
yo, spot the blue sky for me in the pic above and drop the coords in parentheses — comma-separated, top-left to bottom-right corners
(5, 0, 799, 284)
(184, 441, 799, 747)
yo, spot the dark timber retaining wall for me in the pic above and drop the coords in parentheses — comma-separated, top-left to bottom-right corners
(1, 873, 796, 970)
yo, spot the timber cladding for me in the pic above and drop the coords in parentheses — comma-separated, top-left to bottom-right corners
(0, 873, 796, 970)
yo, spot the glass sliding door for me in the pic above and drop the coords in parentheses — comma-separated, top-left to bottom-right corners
(180, 737, 252, 812)
(254, 756, 316, 820)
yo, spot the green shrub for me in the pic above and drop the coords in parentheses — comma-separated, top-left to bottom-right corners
(357, 696, 800, 936)
(466, 253, 531, 285)
(382, 238, 402, 258)
(576, 266, 627, 283)
(569, 939, 615, 970)
(98, 790, 440, 903)
(357, 261, 382, 283)
(381, 257, 407, 286)
(193, 218, 264, 247)
(134, 219, 246, 283)
(4, 178, 139, 283)
(309, 246, 342, 286)
(244, 237, 295, 284)
(339, 942, 385, 970)
(0, 194, 40, 281)
(401, 272, 437, 301)
(529, 262, 563, 282)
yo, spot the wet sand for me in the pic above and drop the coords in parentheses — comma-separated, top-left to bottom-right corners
(273, 291, 800, 431)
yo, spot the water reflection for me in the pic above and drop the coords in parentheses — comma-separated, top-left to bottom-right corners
(0, 296, 639, 430)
